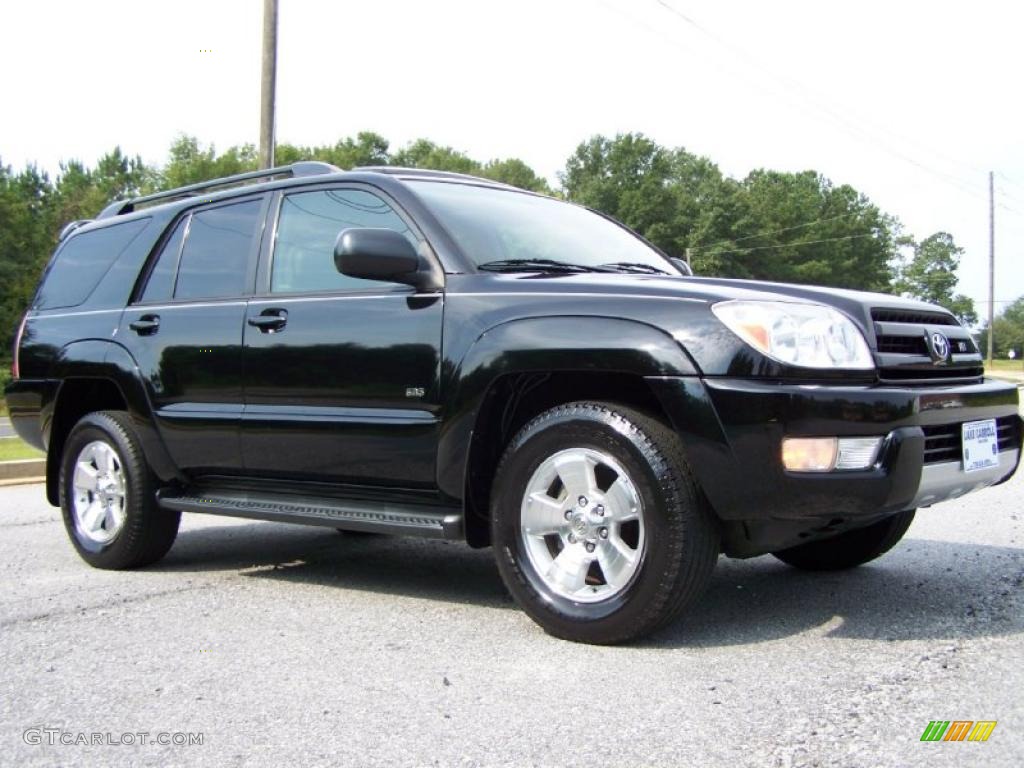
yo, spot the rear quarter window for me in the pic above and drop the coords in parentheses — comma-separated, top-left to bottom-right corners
(35, 218, 151, 310)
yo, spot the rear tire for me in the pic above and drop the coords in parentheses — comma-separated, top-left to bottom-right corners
(491, 402, 719, 644)
(59, 411, 180, 569)
(771, 510, 916, 571)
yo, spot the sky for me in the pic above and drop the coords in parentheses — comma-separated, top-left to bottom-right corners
(2, 0, 1022, 319)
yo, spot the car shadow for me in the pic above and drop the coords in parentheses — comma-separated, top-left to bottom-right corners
(155, 522, 1024, 646)
(155, 521, 512, 609)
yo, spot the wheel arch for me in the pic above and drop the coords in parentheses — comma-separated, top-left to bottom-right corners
(44, 340, 179, 506)
(437, 315, 699, 547)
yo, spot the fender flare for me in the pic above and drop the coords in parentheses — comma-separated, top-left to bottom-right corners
(436, 315, 699, 500)
(44, 339, 181, 505)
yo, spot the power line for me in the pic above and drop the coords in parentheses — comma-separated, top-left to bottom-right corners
(648, 0, 998, 204)
(702, 232, 875, 257)
(997, 171, 1024, 196)
(596, 0, 1024, 260)
(688, 180, 1020, 255)
(689, 212, 865, 252)
(594, 2, 940, 250)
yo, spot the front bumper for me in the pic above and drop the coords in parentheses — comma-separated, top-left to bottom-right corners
(910, 449, 1018, 508)
(647, 376, 1022, 556)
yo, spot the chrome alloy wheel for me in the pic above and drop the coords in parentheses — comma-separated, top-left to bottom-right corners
(71, 440, 127, 545)
(520, 447, 646, 603)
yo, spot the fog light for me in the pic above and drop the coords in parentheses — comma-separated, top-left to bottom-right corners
(835, 437, 883, 470)
(782, 438, 837, 472)
(782, 436, 884, 472)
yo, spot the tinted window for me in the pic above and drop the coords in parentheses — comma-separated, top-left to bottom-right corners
(140, 218, 186, 303)
(175, 199, 262, 300)
(271, 189, 416, 294)
(36, 219, 150, 309)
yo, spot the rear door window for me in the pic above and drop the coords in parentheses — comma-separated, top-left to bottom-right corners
(139, 218, 187, 303)
(174, 199, 263, 300)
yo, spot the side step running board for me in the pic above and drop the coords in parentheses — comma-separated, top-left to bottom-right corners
(157, 489, 463, 539)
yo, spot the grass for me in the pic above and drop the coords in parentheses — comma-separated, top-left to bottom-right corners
(0, 438, 43, 462)
(985, 358, 1024, 374)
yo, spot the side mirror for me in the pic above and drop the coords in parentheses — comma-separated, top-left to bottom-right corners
(334, 228, 442, 292)
(670, 257, 694, 276)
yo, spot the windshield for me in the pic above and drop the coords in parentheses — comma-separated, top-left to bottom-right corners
(408, 181, 680, 274)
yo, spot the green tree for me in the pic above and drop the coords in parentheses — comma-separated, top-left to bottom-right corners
(561, 133, 896, 291)
(480, 158, 551, 194)
(276, 131, 391, 169)
(561, 133, 690, 257)
(157, 134, 550, 194)
(52, 147, 152, 223)
(389, 139, 551, 192)
(692, 170, 896, 291)
(390, 139, 481, 174)
(977, 296, 1024, 357)
(893, 231, 976, 324)
(0, 161, 53, 353)
(160, 135, 258, 188)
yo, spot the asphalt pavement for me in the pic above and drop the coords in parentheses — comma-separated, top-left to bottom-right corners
(0, 473, 1021, 768)
(0, 417, 15, 439)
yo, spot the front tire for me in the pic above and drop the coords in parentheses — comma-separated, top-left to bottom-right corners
(491, 402, 719, 644)
(59, 411, 180, 569)
(771, 509, 916, 571)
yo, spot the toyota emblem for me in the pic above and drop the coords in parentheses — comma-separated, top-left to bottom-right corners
(928, 331, 950, 364)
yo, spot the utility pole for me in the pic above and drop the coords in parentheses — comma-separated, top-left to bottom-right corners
(987, 171, 994, 364)
(259, 0, 278, 169)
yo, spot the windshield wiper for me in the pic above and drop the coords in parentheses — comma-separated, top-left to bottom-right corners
(477, 258, 612, 274)
(598, 261, 671, 275)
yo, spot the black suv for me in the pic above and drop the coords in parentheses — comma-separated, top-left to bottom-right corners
(6, 163, 1021, 643)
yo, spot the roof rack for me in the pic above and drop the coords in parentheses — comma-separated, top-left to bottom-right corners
(354, 166, 509, 186)
(96, 161, 342, 219)
(58, 219, 92, 242)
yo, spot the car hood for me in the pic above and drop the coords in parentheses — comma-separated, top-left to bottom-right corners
(467, 272, 959, 333)
(455, 271, 982, 381)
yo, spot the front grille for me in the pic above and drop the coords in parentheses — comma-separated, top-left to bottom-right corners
(871, 306, 982, 385)
(999, 417, 1021, 451)
(879, 366, 984, 382)
(922, 416, 1020, 464)
(871, 308, 958, 326)
(922, 423, 960, 463)
(876, 335, 976, 355)
(877, 335, 928, 355)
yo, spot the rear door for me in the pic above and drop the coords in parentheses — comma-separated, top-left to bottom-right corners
(120, 195, 268, 473)
(241, 184, 443, 487)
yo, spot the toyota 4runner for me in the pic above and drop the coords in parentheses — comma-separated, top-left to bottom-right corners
(6, 163, 1021, 643)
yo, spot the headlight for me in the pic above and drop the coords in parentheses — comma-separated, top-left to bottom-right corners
(712, 300, 874, 370)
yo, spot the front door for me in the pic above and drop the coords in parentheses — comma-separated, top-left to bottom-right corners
(121, 196, 266, 473)
(241, 185, 443, 487)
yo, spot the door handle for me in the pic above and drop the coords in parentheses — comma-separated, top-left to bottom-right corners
(129, 315, 160, 335)
(247, 309, 288, 333)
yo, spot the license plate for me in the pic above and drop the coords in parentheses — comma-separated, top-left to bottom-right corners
(962, 419, 999, 472)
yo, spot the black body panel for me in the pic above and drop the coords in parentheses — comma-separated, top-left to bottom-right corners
(648, 376, 1021, 555)
(119, 300, 248, 473)
(241, 292, 442, 485)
